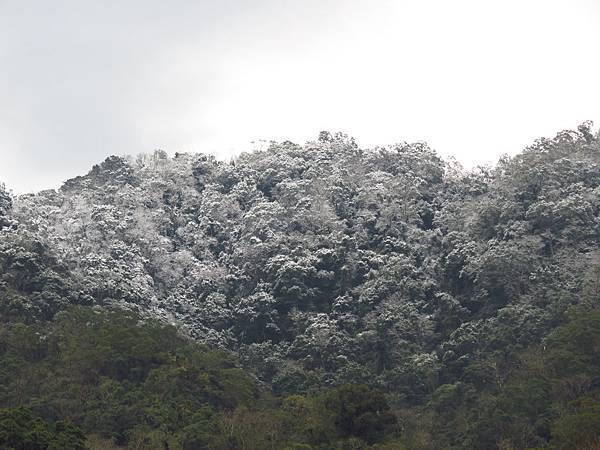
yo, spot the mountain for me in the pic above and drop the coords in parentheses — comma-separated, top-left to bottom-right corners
(1, 124, 599, 449)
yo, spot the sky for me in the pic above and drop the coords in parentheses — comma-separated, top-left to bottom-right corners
(1, 0, 599, 194)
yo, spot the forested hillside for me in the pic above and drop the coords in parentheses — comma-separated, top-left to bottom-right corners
(1, 123, 599, 449)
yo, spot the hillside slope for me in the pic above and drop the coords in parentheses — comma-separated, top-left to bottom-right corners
(1, 124, 599, 449)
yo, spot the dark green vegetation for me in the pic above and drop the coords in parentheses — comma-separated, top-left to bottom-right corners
(1, 122, 599, 448)
(0, 407, 86, 450)
(0, 307, 401, 449)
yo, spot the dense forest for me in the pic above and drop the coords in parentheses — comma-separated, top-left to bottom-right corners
(1, 123, 599, 449)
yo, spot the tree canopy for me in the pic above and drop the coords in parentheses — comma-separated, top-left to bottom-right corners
(1, 123, 599, 449)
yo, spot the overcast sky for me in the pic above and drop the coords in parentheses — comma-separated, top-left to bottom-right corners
(1, 0, 599, 194)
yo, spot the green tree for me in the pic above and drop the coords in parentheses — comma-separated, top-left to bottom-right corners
(0, 407, 86, 450)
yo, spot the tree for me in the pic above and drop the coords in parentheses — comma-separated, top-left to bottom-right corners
(0, 407, 86, 450)
(322, 384, 397, 443)
(0, 183, 12, 229)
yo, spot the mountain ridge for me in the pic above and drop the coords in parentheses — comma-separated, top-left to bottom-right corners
(1, 124, 599, 448)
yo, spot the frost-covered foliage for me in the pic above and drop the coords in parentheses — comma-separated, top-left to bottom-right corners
(1, 125, 600, 448)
